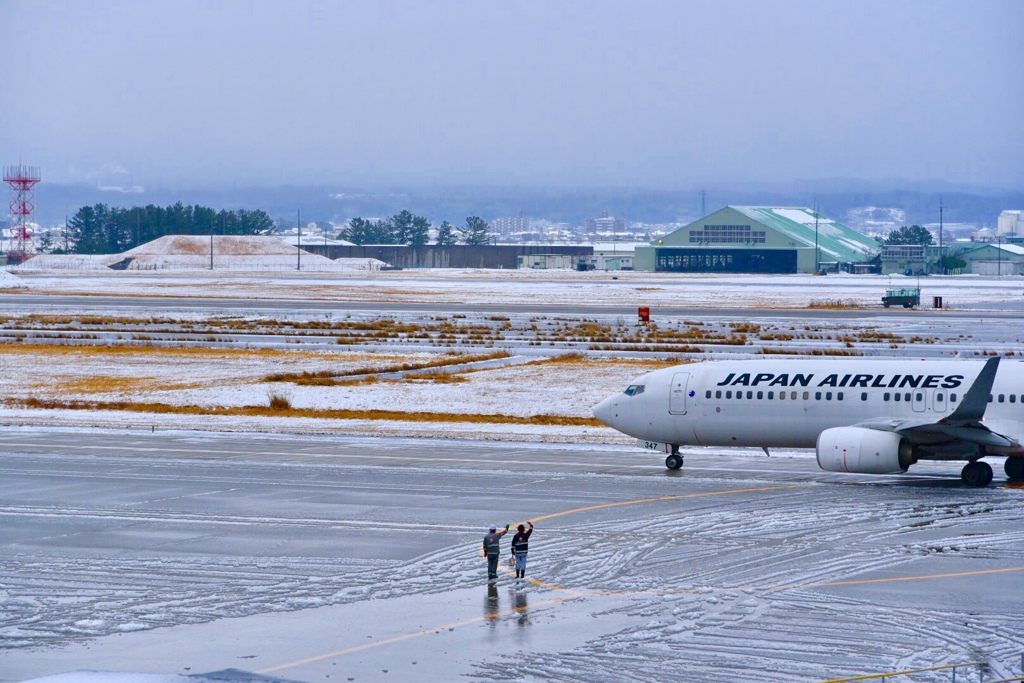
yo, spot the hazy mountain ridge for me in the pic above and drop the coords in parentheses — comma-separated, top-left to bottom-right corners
(27, 182, 1024, 232)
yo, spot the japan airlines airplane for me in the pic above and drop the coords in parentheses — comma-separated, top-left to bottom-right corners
(593, 357, 1024, 486)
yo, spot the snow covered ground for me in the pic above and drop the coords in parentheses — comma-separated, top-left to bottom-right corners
(0, 270, 26, 288)
(5, 269, 1024, 308)
(0, 341, 652, 443)
(13, 236, 383, 272)
(1, 270, 1022, 440)
(2, 274, 1024, 682)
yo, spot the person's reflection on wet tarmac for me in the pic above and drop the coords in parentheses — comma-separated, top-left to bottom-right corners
(511, 587, 529, 626)
(485, 583, 499, 628)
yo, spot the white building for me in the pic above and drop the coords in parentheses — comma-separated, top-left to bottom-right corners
(998, 210, 1023, 237)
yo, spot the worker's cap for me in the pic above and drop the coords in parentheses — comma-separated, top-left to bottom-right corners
(489, 524, 497, 531)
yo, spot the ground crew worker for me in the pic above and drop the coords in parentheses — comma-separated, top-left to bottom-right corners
(482, 523, 508, 583)
(510, 521, 534, 579)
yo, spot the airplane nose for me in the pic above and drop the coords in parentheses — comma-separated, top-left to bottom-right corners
(593, 395, 619, 427)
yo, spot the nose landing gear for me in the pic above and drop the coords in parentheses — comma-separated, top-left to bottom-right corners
(961, 460, 993, 487)
(665, 446, 683, 471)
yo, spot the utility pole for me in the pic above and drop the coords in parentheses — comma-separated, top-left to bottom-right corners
(296, 209, 301, 271)
(700, 189, 706, 217)
(997, 234, 1002, 277)
(937, 197, 946, 274)
(209, 218, 214, 270)
(813, 200, 819, 274)
(64, 209, 68, 252)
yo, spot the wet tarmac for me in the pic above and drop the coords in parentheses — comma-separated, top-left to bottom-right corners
(2, 428, 1024, 682)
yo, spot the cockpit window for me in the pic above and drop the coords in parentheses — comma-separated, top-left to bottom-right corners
(624, 384, 645, 396)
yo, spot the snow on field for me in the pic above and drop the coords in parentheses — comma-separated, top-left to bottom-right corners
(0, 342, 655, 442)
(7, 269, 1024, 307)
(21, 674, 198, 683)
(0, 269, 26, 288)
(166, 357, 649, 418)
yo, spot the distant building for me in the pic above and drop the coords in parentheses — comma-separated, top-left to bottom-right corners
(584, 211, 626, 236)
(998, 210, 1023, 237)
(517, 253, 579, 270)
(880, 244, 950, 275)
(491, 211, 530, 237)
(590, 242, 641, 270)
(957, 243, 1024, 275)
(634, 206, 879, 274)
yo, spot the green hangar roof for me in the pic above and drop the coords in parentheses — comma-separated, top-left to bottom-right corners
(658, 206, 880, 263)
(732, 207, 878, 262)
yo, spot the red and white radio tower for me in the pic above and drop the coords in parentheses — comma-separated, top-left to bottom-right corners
(4, 164, 42, 254)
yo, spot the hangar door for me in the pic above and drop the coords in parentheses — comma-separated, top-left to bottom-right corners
(656, 248, 797, 274)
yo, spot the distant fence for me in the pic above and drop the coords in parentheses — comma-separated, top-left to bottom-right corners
(119, 262, 383, 272)
(301, 244, 594, 269)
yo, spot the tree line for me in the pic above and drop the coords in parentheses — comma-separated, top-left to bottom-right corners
(340, 210, 490, 246)
(64, 203, 275, 254)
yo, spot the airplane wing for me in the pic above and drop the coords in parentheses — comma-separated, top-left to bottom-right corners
(851, 357, 1020, 451)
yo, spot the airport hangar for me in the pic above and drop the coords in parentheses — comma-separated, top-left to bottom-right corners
(633, 206, 880, 274)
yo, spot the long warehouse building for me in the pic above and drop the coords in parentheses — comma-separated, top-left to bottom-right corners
(634, 206, 879, 274)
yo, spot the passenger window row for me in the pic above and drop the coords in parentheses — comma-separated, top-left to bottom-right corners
(703, 389, 976, 405)
(706, 389, 845, 401)
(883, 392, 958, 403)
(989, 394, 1022, 403)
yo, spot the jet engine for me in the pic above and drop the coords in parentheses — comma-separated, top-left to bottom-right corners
(816, 427, 915, 474)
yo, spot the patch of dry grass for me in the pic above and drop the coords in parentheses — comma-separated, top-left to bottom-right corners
(5, 396, 601, 427)
(52, 376, 158, 394)
(0, 341, 370, 361)
(268, 392, 292, 410)
(807, 299, 863, 310)
(265, 351, 512, 384)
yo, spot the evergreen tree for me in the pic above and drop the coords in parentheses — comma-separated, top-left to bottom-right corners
(367, 219, 395, 244)
(67, 203, 275, 253)
(390, 210, 414, 244)
(68, 204, 101, 253)
(38, 231, 55, 253)
(938, 254, 966, 273)
(342, 217, 371, 244)
(885, 225, 934, 245)
(435, 220, 456, 246)
(463, 216, 491, 245)
(409, 215, 431, 247)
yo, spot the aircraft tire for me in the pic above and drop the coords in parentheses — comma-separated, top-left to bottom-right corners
(961, 461, 991, 487)
(665, 454, 683, 470)
(1005, 456, 1024, 481)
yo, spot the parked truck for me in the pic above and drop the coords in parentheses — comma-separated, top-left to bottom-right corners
(882, 287, 920, 308)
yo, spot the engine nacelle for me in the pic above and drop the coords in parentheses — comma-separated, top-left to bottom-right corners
(816, 427, 915, 474)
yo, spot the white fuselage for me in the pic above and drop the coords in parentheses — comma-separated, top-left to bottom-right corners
(593, 359, 1024, 455)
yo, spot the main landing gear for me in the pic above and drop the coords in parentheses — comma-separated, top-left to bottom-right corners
(1005, 456, 1024, 482)
(665, 446, 683, 471)
(961, 460, 993, 487)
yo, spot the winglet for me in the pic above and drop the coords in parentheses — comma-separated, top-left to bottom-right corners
(943, 356, 1000, 424)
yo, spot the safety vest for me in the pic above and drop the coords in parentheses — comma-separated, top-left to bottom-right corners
(483, 532, 502, 556)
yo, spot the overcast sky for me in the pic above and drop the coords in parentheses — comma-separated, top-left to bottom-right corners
(2, 0, 1022, 190)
